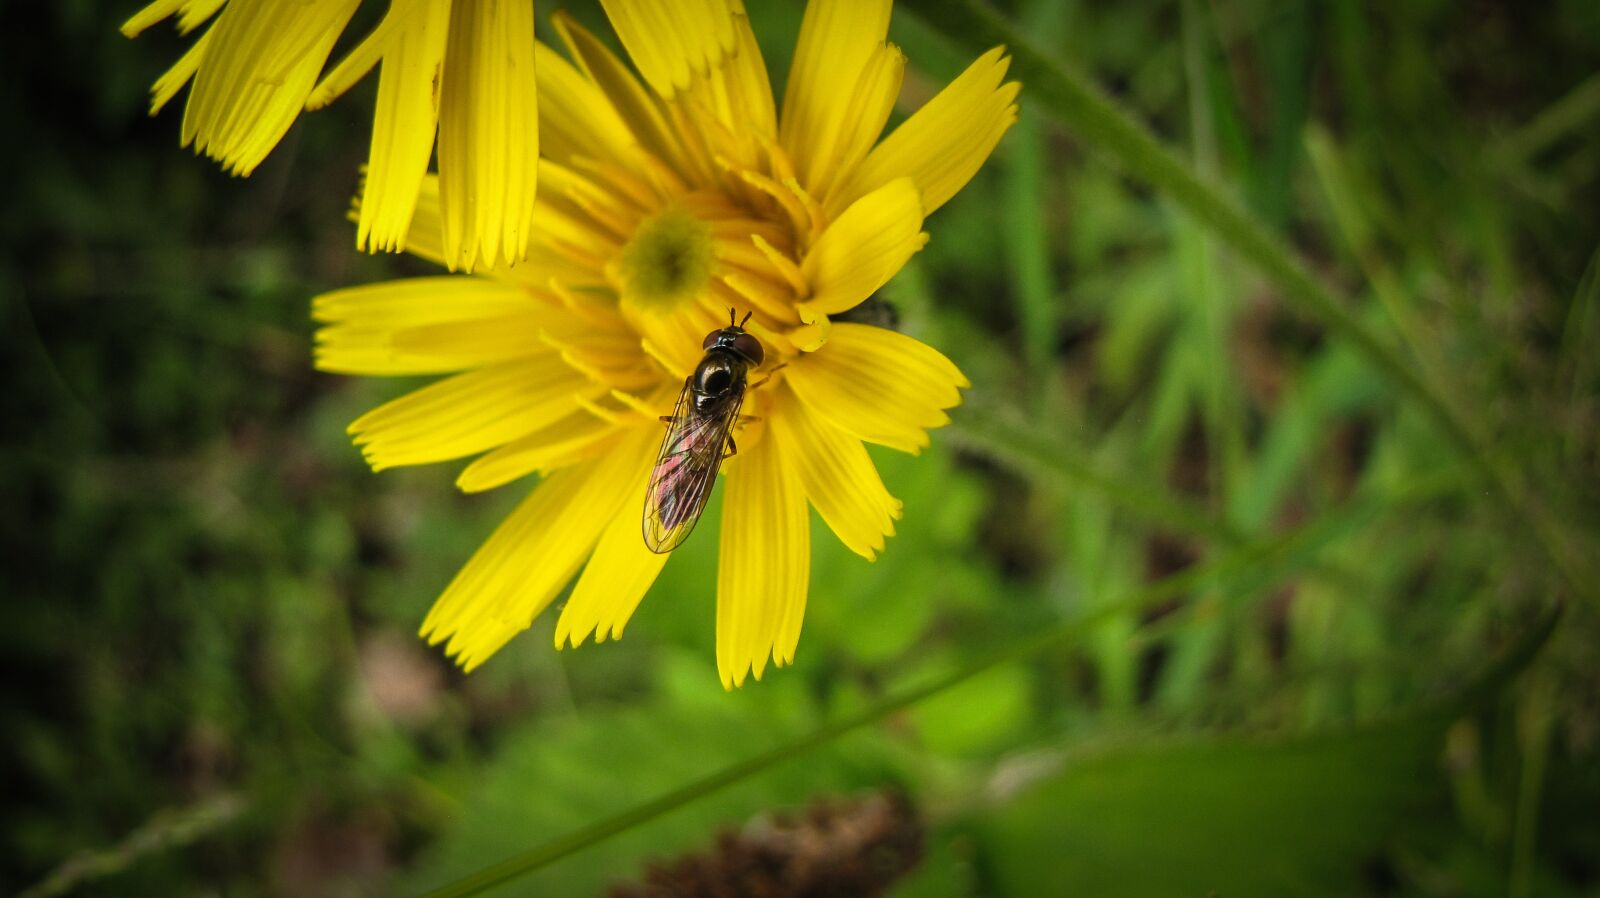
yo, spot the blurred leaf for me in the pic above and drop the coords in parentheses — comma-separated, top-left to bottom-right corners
(982, 719, 1443, 897)
(909, 663, 1032, 758)
(977, 603, 1561, 897)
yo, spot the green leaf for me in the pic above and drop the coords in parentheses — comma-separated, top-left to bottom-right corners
(981, 721, 1442, 897)
(908, 662, 1033, 758)
(976, 604, 1562, 897)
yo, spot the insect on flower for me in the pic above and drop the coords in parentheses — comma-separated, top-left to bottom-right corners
(311, 0, 1018, 687)
(644, 310, 773, 553)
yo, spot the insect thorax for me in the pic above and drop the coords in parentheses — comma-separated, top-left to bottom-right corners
(691, 350, 747, 412)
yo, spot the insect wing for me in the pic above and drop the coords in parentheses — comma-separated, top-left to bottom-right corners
(642, 379, 741, 553)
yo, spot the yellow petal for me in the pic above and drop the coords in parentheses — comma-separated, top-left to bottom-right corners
(312, 277, 542, 375)
(799, 177, 926, 318)
(149, 24, 213, 116)
(420, 432, 648, 671)
(813, 43, 905, 204)
(551, 12, 691, 182)
(542, 324, 660, 392)
(343, 0, 450, 254)
(348, 357, 599, 470)
(317, 316, 548, 375)
(122, 0, 223, 38)
(719, 12, 777, 141)
(377, 175, 446, 268)
(313, 276, 535, 327)
(778, 0, 892, 196)
(122, 0, 185, 37)
(436, 0, 539, 271)
(769, 389, 901, 560)
(636, 301, 729, 380)
(666, 11, 775, 159)
(599, 0, 737, 97)
(554, 437, 671, 647)
(305, 0, 403, 110)
(393, 181, 598, 286)
(456, 410, 621, 493)
(176, 0, 226, 34)
(830, 46, 1020, 219)
(717, 429, 809, 689)
(535, 41, 643, 170)
(180, 0, 362, 175)
(785, 324, 967, 454)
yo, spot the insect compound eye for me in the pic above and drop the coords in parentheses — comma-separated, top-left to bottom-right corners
(702, 329, 722, 351)
(731, 333, 764, 366)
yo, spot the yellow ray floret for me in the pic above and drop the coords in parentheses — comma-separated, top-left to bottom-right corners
(769, 387, 902, 561)
(126, 0, 542, 270)
(830, 45, 1022, 218)
(717, 432, 810, 689)
(799, 178, 928, 322)
(599, 0, 739, 98)
(780, 0, 896, 198)
(420, 428, 655, 672)
(785, 324, 969, 455)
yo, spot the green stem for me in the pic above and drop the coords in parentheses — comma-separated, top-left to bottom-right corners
(900, 0, 1594, 607)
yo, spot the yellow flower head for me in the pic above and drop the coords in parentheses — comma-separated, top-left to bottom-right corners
(123, 0, 735, 270)
(314, 0, 1018, 688)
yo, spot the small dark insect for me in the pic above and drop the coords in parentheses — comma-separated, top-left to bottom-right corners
(643, 309, 772, 553)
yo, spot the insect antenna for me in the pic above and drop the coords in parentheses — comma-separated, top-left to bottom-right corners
(738, 310, 753, 327)
(728, 307, 737, 327)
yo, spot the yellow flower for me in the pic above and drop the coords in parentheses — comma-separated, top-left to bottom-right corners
(121, 0, 736, 270)
(314, 0, 1018, 687)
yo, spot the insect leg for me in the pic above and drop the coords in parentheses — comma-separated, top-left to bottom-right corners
(749, 364, 788, 391)
(724, 434, 738, 458)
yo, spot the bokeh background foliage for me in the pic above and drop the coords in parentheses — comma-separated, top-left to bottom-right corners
(4, 0, 1599, 895)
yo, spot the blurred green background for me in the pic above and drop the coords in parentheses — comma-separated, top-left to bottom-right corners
(4, 0, 1599, 895)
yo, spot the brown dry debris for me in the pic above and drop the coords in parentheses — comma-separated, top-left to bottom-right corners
(605, 791, 923, 898)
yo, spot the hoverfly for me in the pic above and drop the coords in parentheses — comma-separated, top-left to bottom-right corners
(642, 310, 770, 553)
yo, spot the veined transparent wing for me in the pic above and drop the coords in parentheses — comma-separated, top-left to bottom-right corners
(642, 377, 742, 553)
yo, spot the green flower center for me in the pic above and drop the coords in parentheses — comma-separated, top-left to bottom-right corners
(619, 206, 714, 311)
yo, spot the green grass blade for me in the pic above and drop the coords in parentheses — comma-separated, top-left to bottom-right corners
(1559, 243, 1600, 417)
(1493, 71, 1600, 167)
(898, 0, 1597, 609)
(1002, 0, 1065, 382)
(949, 405, 1237, 543)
